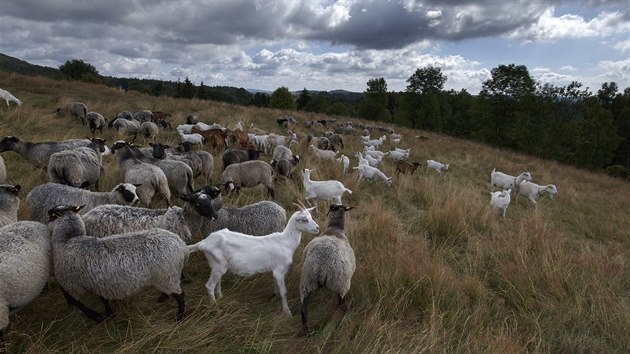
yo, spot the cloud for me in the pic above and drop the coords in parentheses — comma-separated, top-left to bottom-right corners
(613, 39, 630, 53)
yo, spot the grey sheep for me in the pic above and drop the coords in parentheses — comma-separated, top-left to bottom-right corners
(271, 155, 300, 180)
(132, 110, 154, 122)
(47, 137, 107, 190)
(150, 142, 214, 184)
(300, 204, 356, 334)
(56, 102, 88, 125)
(127, 144, 194, 197)
(0, 156, 5, 183)
(185, 114, 199, 125)
(82, 186, 221, 243)
(86, 112, 106, 137)
(222, 160, 274, 199)
(201, 192, 286, 236)
(0, 184, 20, 228)
(47, 205, 188, 322)
(0, 221, 51, 341)
(0, 136, 91, 169)
(325, 133, 344, 149)
(111, 118, 140, 142)
(222, 147, 260, 171)
(271, 145, 293, 161)
(109, 111, 133, 126)
(26, 182, 140, 224)
(111, 141, 171, 207)
(139, 121, 159, 145)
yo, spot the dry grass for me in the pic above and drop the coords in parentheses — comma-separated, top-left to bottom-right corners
(1, 72, 629, 352)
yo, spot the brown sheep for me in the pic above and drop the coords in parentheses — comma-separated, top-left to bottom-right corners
(395, 160, 421, 177)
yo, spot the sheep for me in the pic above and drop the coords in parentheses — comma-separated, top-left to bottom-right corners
(150, 142, 214, 184)
(307, 135, 334, 151)
(139, 121, 159, 145)
(0, 156, 6, 183)
(300, 204, 355, 334)
(188, 202, 320, 315)
(426, 160, 450, 175)
(0, 136, 91, 169)
(490, 169, 532, 192)
(302, 168, 352, 206)
(86, 112, 106, 137)
(127, 141, 195, 201)
(200, 195, 286, 236)
(26, 182, 140, 224)
(82, 187, 220, 243)
(517, 180, 558, 206)
(353, 164, 392, 187)
(222, 146, 260, 171)
(47, 205, 188, 322)
(56, 102, 88, 125)
(185, 114, 199, 125)
(110, 141, 171, 207)
(336, 154, 350, 174)
(47, 137, 107, 190)
(395, 160, 421, 176)
(271, 145, 293, 161)
(308, 145, 338, 160)
(0, 221, 51, 342)
(0, 184, 20, 228)
(127, 142, 194, 198)
(490, 189, 512, 218)
(222, 160, 274, 199)
(178, 131, 205, 147)
(132, 110, 154, 122)
(271, 155, 300, 180)
(326, 133, 344, 149)
(111, 118, 141, 142)
(0, 88, 22, 107)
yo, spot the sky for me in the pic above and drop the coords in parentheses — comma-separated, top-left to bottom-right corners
(1, 0, 629, 94)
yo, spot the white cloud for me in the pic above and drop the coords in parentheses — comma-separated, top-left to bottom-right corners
(613, 39, 630, 53)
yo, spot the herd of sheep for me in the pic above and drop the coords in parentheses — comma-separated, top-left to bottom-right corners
(0, 94, 559, 344)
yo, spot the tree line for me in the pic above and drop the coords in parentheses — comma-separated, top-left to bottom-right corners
(56, 59, 630, 177)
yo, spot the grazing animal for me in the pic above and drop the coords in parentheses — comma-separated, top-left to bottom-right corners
(426, 160, 450, 175)
(48, 205, 188, 322)
(0, 156, 5, 183)
(86, 112, 107, 137)
(0, 184, 20, 228)
(0, 221, 50, 342)
(139, 121, 159, 145)
(200, 195, 286, 236)
(56, 102, 88, 125)
(188, 203, 320, 315)
(26, 182, 140, 224)
(150, 142, 214, 185)
(395, 160, 421, 176)
(490, 188, 512, 218)
(517, 180, 558, 206)
(0, 136, 91, 169)
(336, 154, 350, 175)
(490, 169, 532, 191)
(222, 160, 274, 199)
(47, 137, 107, 190)
(353, 164, 392, 187)
(0, 88, 22, 107)
(300, 205, 355, 334)
(302, 168, 352, 206)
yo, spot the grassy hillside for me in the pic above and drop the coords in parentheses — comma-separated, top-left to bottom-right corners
(1, 72, 629, 353)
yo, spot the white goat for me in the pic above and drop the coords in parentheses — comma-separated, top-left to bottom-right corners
(387, 149, 409, 161)
(179, 131, 205, 147)
(336, 154, 350, 175)
(308, 145, 338, 160)
(490, 169, 532, 191)
(517, 180, 558, 206)
(0, 89, 22, 107)
(426, 160, 450, 175)
(353, 164, 392, 187)
(188, 204, 320, 315)
(363, 147, 386, 160)
(490, 188, 512, 218)
(363, 136, 385, 149)
(302, 168, 352, 206)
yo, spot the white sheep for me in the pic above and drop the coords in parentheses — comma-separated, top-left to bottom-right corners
(490, 168, 532, 191)
(490, 188, 512, 218)
(302, 168, 352, 206)
(188, 203, 320, 315)
(0, 89, 22, 107)
(353, 164, 392, 187)
(517, 180, 558, 206)
(426, 159, 450, 175)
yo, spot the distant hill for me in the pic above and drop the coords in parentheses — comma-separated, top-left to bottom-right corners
(0, 53, 59, 78)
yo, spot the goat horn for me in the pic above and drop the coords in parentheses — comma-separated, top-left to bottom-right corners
(292, 202, 305, 211)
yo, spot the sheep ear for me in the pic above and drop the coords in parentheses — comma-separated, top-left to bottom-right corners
(74, 205, 85, 213)
(133, 183, 142, 187)
(9, 185, 21, 194)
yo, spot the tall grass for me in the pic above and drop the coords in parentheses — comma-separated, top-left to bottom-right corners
(1, 72, 629, 352)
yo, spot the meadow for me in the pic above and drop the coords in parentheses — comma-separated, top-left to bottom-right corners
(1, 71, 629, 353)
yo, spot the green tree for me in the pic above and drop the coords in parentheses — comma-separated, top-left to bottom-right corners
(296, 88, 312, 110)
(359, 77, 390, 121)
(180, 77, 195, 99)
(151, 81, 164, 97)
(575, 98, 622, 168)
(58, 59, 102, 83)
(197, 81, 208, 100)
(253, 92, 270, 107)
(400, 66, 446, 129)
(406, 66, 446, 95)
(270, 86, 296, 110)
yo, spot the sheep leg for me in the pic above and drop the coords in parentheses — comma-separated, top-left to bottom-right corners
(205, 267, 226, 302)
(273, 269, 291, 316)
(100, 297, 114, 317)
(300, 293, 313, 335)
(337, 294, 350, 312)
(157, 292, 169, 303)
(171, 292, 185, 321)
(60, 288, 105, 323)
(267, 186, 275, 199)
